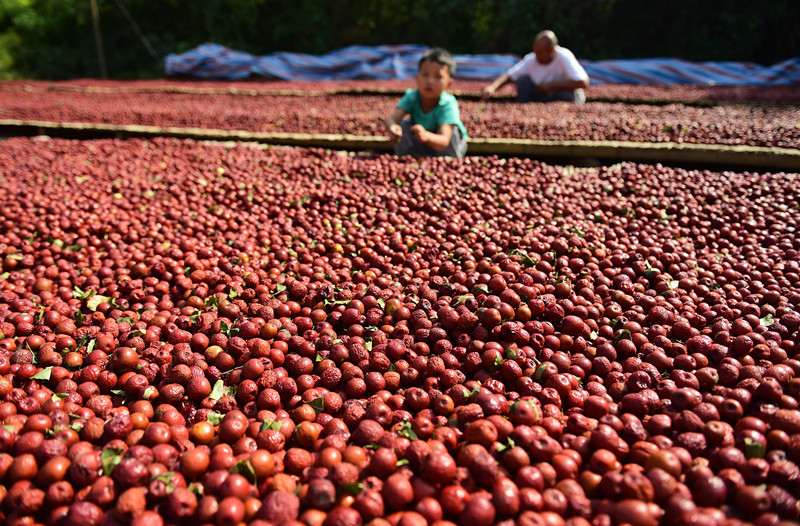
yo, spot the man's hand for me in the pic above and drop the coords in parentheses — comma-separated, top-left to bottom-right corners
(481, 85, 497, 100)
(537, 82, 555, 94)
(482, 73, 510, 99)
(388, 122, 403, 143)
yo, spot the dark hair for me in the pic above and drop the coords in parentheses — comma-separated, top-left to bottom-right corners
(419, 47, 456, 76)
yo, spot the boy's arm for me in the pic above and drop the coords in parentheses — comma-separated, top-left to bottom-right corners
(411, 123, 454, 151)
(385, 107, 408, 142)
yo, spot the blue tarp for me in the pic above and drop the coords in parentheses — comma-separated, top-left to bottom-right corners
(165, 43, 800, 86)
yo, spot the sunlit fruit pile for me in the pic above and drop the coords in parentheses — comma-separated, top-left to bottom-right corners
(5, 79, 800, 105)
(1, 83, 799, 149)
(0, 135, 799, 526)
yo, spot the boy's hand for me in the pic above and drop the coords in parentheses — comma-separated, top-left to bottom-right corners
(481, 85, 496, 99)
(388, 122, 403, 143)
(410, 124, 429, 144)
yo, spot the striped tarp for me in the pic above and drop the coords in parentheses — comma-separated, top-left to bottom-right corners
(165, 43, 800, 86)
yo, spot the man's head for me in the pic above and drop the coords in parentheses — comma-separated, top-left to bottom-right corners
(533, 30, 558, 65)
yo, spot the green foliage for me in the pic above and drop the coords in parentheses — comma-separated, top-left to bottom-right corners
(1, 0, 799, 79)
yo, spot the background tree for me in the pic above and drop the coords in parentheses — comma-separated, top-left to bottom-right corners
(1, 0, 798, 80)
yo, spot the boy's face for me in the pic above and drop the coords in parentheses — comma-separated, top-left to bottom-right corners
(416, 60, 452, 100)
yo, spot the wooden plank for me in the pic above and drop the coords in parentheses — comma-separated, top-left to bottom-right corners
(2, 119, 799, 171)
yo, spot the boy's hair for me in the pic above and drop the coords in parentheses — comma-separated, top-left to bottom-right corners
(419, 47, 456, 76)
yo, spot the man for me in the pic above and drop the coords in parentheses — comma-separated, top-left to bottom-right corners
(482, 30, 589, 104)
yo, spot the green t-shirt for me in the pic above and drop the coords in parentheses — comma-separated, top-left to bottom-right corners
(397, 89, 468, 139)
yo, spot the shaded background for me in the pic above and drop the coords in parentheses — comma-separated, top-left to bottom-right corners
(2, 0, 799, 80)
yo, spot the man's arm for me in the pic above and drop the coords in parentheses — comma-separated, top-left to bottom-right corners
(539, 78, 590, 93)
(481, 72, 512, 99)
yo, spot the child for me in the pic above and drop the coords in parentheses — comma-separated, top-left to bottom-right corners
(385, 47, 468, 158)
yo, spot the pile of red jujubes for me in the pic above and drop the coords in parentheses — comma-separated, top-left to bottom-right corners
(1, 86, 799, 149)
(0, 136, 799, 526)
(5, 79, 800, 105)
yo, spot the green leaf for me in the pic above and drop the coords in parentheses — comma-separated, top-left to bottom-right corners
(34, 306, 46, 324)
(306, 397, 325, 415)
(396, 458, 410, 466)
(454, 294, 473, 307)
(744, 437, 766, 459)
(224, 385, 238, 398)
(32, 366, 53, 381)
(209, 380, 225, 400)
(760, 314, 774, 327)
(472, 284, 490, 296)
(187, 482, 204, 498)
(206, 411, 224, 425)
(218, 320, 239, 338)
(396, 421, 418, 440)
(153, 471, 177, 493)
(323, 298, 350, 306)
(86, 294, 112, 311)
(72, 286, 93, 300)
(340, 482, 363, 495)
(468, 384, 481, 398)
(230, 459, 258, 485)
(497, 437, 516, 453)
(534, 363, 550, 383)
(260, 419, 283, 432)
(491, 354, 504, 372)
(101, 447, 124, 476)
(614, 329, 633, 342)
(205, 295, 223, 309)
(510, 248, 538, 268)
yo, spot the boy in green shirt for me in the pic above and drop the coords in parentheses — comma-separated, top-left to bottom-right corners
(385, 47, 468, 158)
